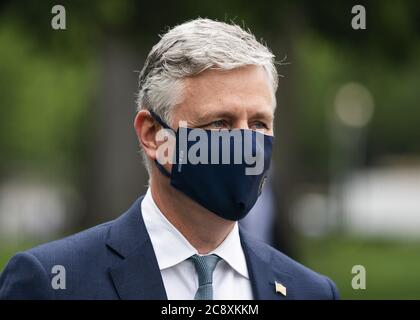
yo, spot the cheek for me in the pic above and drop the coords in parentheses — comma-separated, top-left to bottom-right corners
(266, 125, 274, 136)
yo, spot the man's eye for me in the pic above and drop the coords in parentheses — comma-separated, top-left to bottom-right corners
(209, 120, 228, 129)
(250, 122, 268, 130)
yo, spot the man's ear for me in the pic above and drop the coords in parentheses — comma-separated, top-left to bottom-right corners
(134, 110, 160, 160)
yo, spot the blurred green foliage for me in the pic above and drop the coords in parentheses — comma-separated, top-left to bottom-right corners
(296, 33, 420, 178)
(0, 22, 96, 179)
(300, 236, 420, 299)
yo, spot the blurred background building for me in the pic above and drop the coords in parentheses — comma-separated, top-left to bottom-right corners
(0, 0, 420, 299)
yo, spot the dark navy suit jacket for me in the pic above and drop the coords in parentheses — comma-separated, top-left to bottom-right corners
(0, 196, 339, 300)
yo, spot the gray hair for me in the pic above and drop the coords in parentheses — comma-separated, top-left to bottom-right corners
(136, 18, 278, 173)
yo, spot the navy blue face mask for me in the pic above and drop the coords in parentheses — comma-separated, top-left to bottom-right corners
(149, 110, 273, 221)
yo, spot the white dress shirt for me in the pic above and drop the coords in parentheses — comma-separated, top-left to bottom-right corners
(141, 188, 254, 300)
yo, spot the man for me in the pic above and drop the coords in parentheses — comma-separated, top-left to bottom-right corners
(0, 18, 339, 300)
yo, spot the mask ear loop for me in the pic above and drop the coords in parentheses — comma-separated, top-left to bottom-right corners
(148, 110, 174, 178)
(149, 110, 172, 130)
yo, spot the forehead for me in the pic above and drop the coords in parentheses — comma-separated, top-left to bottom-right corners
(174, 65, 274, 121)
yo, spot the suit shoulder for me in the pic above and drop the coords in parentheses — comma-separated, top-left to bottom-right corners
(271, 245, 338, 298)
(0, 220, 118, 299)
(26, 220, 114, 266)
(243, 234, 339, 299)
(0, 251, 53, 299)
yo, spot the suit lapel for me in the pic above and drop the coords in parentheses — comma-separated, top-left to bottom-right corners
(240, 229, 294, 300)
(106, 196, 167, 300)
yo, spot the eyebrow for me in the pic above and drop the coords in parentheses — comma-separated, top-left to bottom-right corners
(248, 111, 274, 123)
(193, 109, 273, 125)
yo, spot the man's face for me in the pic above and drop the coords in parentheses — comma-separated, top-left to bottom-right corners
(171, 65, 274, 135)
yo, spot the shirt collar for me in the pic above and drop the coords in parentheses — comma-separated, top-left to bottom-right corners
(209, 222, 249, 279)
(141, 188, 249, 279)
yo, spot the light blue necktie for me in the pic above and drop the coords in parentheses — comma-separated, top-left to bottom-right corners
(189, 254, 221, 300)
